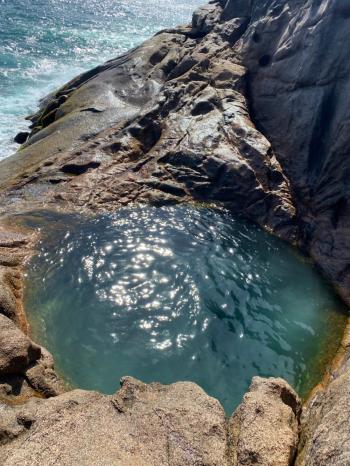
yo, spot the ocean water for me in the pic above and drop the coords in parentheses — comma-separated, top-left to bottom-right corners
(23, 206, 348, 414)
(0, 0, 203, 160)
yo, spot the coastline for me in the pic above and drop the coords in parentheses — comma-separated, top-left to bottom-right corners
(1, 0, 350, 464)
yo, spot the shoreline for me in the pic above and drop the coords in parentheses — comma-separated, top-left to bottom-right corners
(1, 200, 348, 411)
(16, 202, 350, 414)
(2, 1, 350, 464)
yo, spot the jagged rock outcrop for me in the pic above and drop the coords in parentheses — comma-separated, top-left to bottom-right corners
(0, 0, 296, 242)
(0, 314, 40, 375)
(0, 0, 349, 464)
(231, 377, 301, 466)
(0, 376, 300, 466)
(0, 228, 64, 402)
(237, 0, 350, 307)
(295, 327, 350, 466)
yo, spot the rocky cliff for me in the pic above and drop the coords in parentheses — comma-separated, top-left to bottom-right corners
(0, 0, 350, 464)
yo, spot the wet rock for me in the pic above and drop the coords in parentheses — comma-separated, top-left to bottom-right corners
(0, 230, 28, 249)
(14, 132, 29, 145)
(230, 377, 301, 466)
(0, 314, 40, 375)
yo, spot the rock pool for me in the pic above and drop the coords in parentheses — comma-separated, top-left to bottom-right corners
(23, 206, 348, 413)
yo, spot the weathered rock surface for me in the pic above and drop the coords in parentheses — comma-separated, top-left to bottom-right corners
(237, 0, 350, 307)
(1, 377, 228, 466)
(0, 226, 64, 401)
(0, 0, 349, 464)
(0, 314, 40, 375)
(0, 228, 32, 332)
(0, 376, 301, 466)
(24, 347, 66, 398)
(0, 0, 296, 243)
(296, 354, 350, 466)
(230, 377, 301, 466)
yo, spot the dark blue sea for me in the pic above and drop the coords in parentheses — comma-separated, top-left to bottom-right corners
(0, 0, 202, 159)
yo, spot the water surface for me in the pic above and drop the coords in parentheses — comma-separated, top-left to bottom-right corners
(0, 0, 202, 159)
(24, 206, 348, 413)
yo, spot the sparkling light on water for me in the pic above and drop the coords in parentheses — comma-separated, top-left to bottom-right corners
(23, 206, 348, 413)
(0, 0, 203, 159)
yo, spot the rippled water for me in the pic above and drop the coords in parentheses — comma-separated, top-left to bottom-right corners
(24, 206, 348, 413)
(0, 0, 202, 159)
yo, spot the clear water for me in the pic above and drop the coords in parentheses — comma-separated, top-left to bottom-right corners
(24, 206, 348, 413)
(0, 0, 202, 160)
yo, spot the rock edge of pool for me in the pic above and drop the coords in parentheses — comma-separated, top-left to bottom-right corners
(1, 1, 350, 465)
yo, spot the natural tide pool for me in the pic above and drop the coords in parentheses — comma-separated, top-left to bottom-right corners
(23, 206, 348, 413)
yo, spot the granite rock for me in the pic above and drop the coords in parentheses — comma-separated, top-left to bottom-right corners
(0, 376, 302, 466)
(1, 377, 230, 466)
(296, 356, 350, 466)
(0, 314, 40, 375)
(230, 377, 301, 466)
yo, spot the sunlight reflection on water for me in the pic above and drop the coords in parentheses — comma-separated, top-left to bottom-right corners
(24, 205, 348, 413)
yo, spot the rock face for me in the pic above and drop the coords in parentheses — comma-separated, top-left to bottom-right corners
(296, 354, 350, 466)
(0, 314, 40, 375)
(238, 0, 350, 307)
(0, 227, 65, 402)
(0, 376, 300, 466)
(231, 377, 301, 466)
(0, 0, 349, 464)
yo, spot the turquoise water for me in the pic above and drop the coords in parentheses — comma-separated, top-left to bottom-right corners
(0, 0, 202, 159)
(24, 206, 348, 413)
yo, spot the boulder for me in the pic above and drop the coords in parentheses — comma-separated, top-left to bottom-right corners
(25, 359, 66, 398)
(0, 314, 40, 375)
(230, 377, 301, 466)
(14, 132, 29, 145)
(0, 277, 17, 322)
